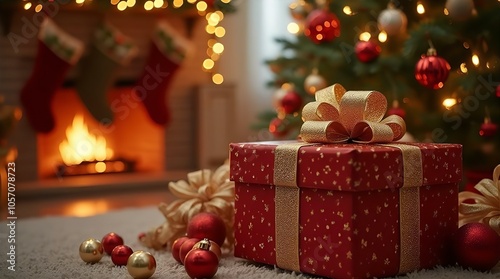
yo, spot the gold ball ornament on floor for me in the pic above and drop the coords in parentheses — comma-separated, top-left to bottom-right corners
(127, 251, 156, 279)
(79, 238, 104, 264)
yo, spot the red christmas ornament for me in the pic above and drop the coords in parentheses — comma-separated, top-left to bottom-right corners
(101, 232, 124, 255)
(480, 118, 498, 137)
(355, 40, 381, 63)
(179, 238, 201, 265)
(184, 241, 219, 279)
(172, 236, 190, 264)
(269, 117, 289, 138)
(280, 91, 303, 114)
(137, 232, 146, 241)
(304, 9, 341, 44)
(415, 48, 451, 90)
(454, 223, 500, 271)
(387, 100, 406, 118)
(111, 245, 134, 266)
(187, 212, 227, 247)
(192, 239, 222, 261)
(496, 85, 500, 98)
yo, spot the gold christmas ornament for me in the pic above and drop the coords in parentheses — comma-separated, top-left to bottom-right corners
(445, 0, 475, 21)
(126, 251, 156, 279)
(289, 0, 312, 20)
(140, 160, 235, 250)
(304, 68, 327, 95)
(377, 3, 407, 36)
(79, 238, 104, 263)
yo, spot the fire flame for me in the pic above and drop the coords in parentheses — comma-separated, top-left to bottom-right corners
(59, 114, 114, 166)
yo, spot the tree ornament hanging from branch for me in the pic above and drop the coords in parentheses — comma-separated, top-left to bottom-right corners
(304, 1, 341, 44)
(415, 45, 451, 90)
(377, 2, 407, 36)
(445, 0, 476, 21)
(304, 68, 327, 95)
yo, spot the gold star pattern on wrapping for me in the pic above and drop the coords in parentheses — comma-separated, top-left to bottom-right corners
(140, 160, 235, 250)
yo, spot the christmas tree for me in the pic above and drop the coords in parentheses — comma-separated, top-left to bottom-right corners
(257, 0, 500, 173)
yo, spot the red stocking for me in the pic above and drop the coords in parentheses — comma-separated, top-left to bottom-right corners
(19, 18, 83, 133)
(134, 20, 191, 126)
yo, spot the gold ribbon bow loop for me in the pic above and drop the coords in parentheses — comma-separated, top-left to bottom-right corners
(300, 83, 406, 143)
(459, 165, 500, 234)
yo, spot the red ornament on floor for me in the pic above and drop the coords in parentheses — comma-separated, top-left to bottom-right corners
(102, 232, 124, 255)
(187, 212, 227, 247)
(111, 245, 134, 266)
(184, 240, 219, 279)
(454, 223, 500, 271)
(172, 236, 190, 263)
(415, 48, 451, 89)
(179, 238, 201, 264)
(355, 40, 381, 63)
(192, 238, 222, 261)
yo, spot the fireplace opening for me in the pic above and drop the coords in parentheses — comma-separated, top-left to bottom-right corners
(56, 114, 136, 176)
(37, 87, 165, 179)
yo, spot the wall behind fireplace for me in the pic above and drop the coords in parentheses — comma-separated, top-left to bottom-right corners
(0, 9, 210, 182)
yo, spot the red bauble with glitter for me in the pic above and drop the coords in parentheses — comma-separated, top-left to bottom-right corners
(111, 245, 134, 266)
(415, 48, 451, 90)
(304, 9, 341, 44)
(101, 232, 124, 255)
(172, 236, 190, 263)
(187, 213, 227, 248)
(454, 223, 500, 271)
(184, 246, 219, 279)
(179, 238, 201, 265)
(280, 91, 302, 114)
(480, 121, 498, 137)
(355, 40, 381, 63)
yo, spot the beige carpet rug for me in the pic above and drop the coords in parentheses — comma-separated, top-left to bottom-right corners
(0, 206, 499, 279)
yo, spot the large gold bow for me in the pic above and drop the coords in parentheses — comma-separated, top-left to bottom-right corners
(140, 161, 235, 250)
(300, 84, 406, 143)
(459, 165, 500, 234)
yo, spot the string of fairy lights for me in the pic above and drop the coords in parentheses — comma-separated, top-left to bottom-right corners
(21, 0, 230, 84)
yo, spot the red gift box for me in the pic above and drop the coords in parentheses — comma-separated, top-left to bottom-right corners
(230, 140, 462, 279)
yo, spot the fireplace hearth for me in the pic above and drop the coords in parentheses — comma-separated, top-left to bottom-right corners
(37, 87, 164, 179)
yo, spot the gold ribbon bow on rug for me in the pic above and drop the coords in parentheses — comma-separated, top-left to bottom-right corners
(459, 165, 500, 234)
(140, 160, 235, 250)
(300, 83, 406, 143)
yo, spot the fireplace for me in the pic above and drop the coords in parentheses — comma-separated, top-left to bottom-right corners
(37, 87, 165, 179)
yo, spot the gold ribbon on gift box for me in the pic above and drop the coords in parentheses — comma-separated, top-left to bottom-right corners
(459, 165, 500, 234)
(273, 84, 423, 274)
